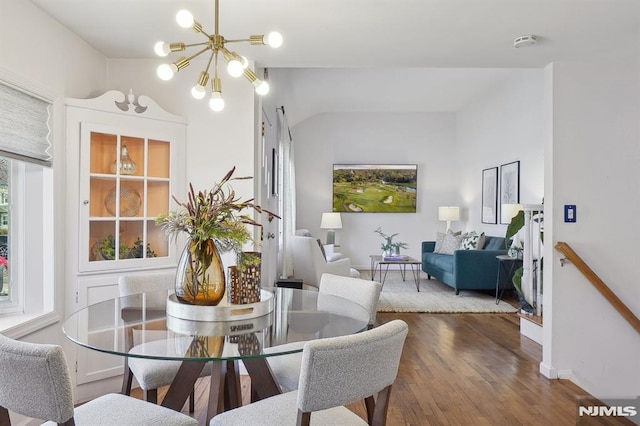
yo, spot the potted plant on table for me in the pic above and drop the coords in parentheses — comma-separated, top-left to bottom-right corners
(156, 167, 277, 306)
(374, 227, 408, 258)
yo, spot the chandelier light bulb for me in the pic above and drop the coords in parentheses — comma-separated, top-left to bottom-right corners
(157, 63, 176, 80)
(191, 84, 206, 99)
(227, 59, 244, 77)
(154, 41, 170, 57)
(254, 79, 270, 96)
(266, 32, 283, 48)
(240, 56, 249, 69)
(209, 92, 225, 111)
(176, 10, 194, 28)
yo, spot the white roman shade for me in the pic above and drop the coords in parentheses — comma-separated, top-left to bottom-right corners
(0, 83, 52, 167)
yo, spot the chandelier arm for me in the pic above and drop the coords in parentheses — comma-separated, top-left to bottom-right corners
(224, 38, 254, 44)
(203, 51, 215, 75)
(184, 46, 213, 62)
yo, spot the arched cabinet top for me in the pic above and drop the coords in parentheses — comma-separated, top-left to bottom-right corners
(65, 89, 186, 124)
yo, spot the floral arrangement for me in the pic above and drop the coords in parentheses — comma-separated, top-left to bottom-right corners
(374, 227, 408, 253)
(156, 166, 276, 268)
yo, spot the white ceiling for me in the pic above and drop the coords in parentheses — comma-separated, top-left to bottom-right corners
(26, 0, 640, 118)
(28, 0, 640, 67)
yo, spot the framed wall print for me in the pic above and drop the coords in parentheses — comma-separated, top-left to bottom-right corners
(481, 167, 498, 224)
(500, 161, 520, 224)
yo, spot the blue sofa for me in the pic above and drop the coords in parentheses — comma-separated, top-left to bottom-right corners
(421, 236, 507, 295)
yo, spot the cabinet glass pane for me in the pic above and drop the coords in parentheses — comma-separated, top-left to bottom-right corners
(147, 181, 169, 217)
(118, 136, 144, 177)
(147, 220, 169, 258)
(148, 139, 170, 178)
(89, 221, 117, 261)
(90, 133, 117, 175)
(116, 180, 144, 218)
(89, 178, 117, 217)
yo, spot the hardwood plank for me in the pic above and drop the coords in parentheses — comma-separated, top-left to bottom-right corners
(131, 312, 632, 425)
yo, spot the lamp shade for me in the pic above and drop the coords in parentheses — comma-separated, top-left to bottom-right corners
(501, 203, 522, 224)
(320, 212, 342, 229)
(438, 206, 460, 222)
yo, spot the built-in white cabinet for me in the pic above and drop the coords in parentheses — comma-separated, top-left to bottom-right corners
(65, 90, 186, 390)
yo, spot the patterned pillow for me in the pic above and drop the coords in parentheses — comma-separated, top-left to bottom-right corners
(434, 232, 446, 253)
(434, 230, 462, 253)
(439, 233, 463, 255)
(461, 231, 486, 250)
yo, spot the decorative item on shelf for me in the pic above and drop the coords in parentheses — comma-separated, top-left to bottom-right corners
(320, 212, 342, 245)
(228, 251, 261, 304)
(92, 235, 157, 261)
(129, 237, 157, 259)
(104, 185, 142, 217)
(154, 0, 282, 112)
(374, 227, 408, 258)
(438, 206, 460, 233)
(110, 144, 137, 175)
(156, 166, 279, 306)
(93, 234, 130, 261)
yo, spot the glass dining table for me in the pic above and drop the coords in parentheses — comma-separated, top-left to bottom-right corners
(62, 286, 369, 423)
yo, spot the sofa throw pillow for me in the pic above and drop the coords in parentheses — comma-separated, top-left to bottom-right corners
(434, 229, 462, 253)
(434, 232, 446, 253)
(439, 233, 463, 255)
(461, 231, 486, 250)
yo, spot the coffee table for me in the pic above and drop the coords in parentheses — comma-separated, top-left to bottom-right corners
(370, 255, 422, 291)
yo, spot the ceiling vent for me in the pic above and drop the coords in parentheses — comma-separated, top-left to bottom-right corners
(513, 35, 537, 48)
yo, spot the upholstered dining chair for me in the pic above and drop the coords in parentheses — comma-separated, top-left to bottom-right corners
(0, 334, 198, 426)
(266, 273, 383, 391)
(118, 272, 207, 410)
(210, 319, 408, 426)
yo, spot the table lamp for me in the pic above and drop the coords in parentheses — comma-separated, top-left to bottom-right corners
(320, 212, 342, 245)
(438, 206, 460, 232)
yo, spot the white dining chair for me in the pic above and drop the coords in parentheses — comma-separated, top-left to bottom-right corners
(118, 272, 208, 410)
(0, 333, 198, 426)
(210, 319, 408, 426)
(266, 273, 382, 391)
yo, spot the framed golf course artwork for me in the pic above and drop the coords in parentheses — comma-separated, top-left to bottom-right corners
(332, 164, 418, 213)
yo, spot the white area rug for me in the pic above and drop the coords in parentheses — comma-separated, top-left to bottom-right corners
(362, 271, 518, 313)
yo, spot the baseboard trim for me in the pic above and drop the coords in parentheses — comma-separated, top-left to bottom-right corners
(520, 316, 543, 344)
(539, 362, 557, 378)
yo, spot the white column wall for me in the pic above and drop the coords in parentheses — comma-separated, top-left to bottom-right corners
(544, 61, 640, 398)
(456, 69, 545, 236)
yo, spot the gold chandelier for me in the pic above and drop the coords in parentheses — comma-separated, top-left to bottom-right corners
(154, 0, 282, 112)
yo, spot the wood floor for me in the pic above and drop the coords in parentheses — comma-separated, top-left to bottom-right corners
(133, 312, 627, 425)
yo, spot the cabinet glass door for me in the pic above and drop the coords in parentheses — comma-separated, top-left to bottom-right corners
(80, 124, 172, 271)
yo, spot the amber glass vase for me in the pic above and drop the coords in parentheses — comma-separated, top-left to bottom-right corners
(175, 238, 225, 305)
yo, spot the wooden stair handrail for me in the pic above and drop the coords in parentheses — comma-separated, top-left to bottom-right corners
(555, 241, 640, 335)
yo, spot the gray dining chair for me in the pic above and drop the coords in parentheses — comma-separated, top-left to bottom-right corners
(0, 333, 198, 426)
(210, 319, 408, 426)
(266, 273, 382, 391)
(118, 272, 207, 411)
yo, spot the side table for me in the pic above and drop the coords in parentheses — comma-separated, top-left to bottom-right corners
(495, 255, 522, 305)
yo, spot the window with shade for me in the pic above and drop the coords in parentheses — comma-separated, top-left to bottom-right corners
(0, 81, 54, 319)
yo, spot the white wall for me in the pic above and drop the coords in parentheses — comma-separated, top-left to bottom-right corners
(1, 1, 107, 423)
(543, 61, 640, 398)
(457, 69, 545, 235)
(0, 0, 106, 341)
(292, 112, 457, 268)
